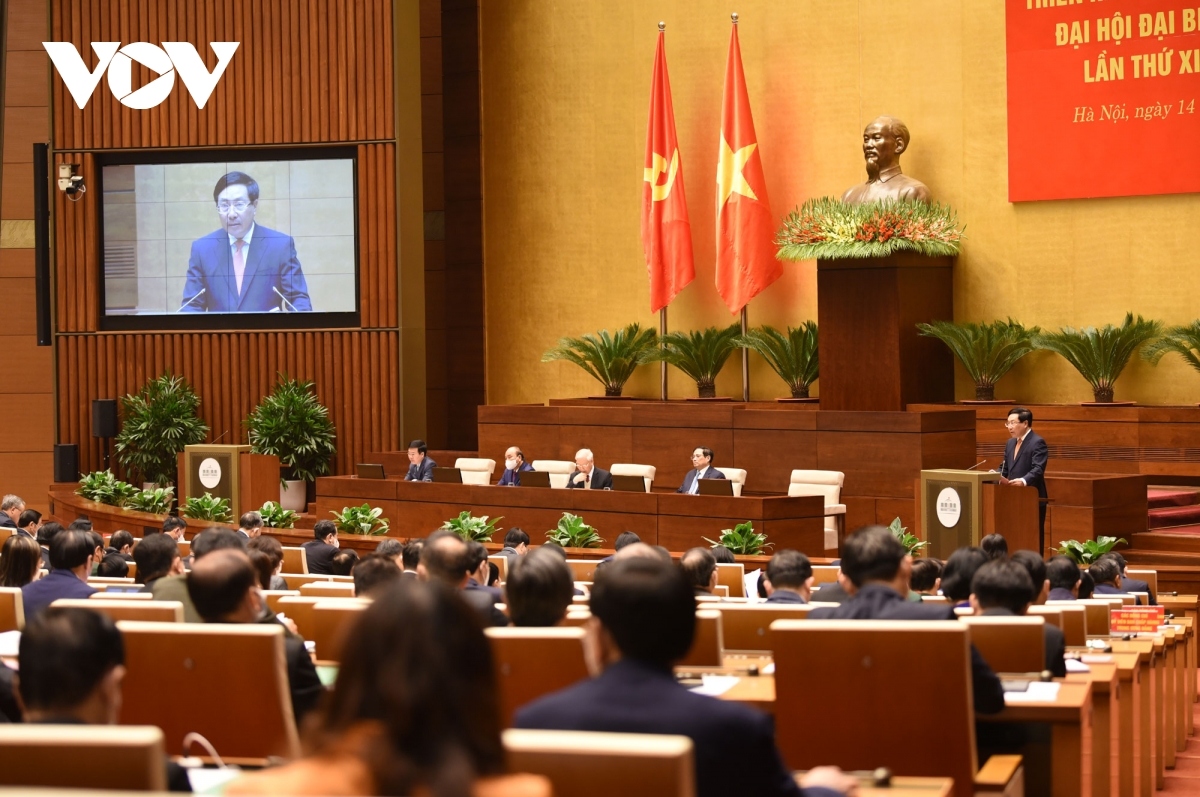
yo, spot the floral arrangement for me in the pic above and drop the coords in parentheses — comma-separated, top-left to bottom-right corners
(776, 198, 964, 261)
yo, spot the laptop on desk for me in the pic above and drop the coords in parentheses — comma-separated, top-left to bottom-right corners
(519, 470, 552, 488)
(697, 478, 735, 497)
(431, 467, 464, 484)
(609, 474, 647, 493)
(356, 463, 386, 479)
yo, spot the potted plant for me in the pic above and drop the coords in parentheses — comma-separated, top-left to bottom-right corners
(888, 517, 928, 557)
(545, 512, 602, 548)
(124, 486, 175, 515)
(181, 493, 233, 523)
(76, 470, 139, 507)
(244, 374, 338, 511)
(541, 323, 659, 397)
(441, 510, 503, 542)
(114, 373, 210, 488)
(1055, 536, 1126, 564)
(653, 324, 741, 399)
(734, 322, 819, 399)
(1035, 313, 1161, 403)
(916, 319, 1040, 401)
(259, 500, 298, 529)
(703, 521, 771, 555)
(1143, 321, 1200, 393)
(331, 503, 390, 536)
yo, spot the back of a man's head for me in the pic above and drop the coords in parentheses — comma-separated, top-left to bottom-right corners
(420, 531, 470, 585)
(352, 555, 402, 597)
(839, 525, 906, 588)
(401, 539, 424, 571)
(766, 550, 813, 591)
(980, 534, 1009, 560)
(591, 558, 695, 668)
(109, 530, 135, 552)
(1099, 551, 1128, 573)
(374, 538, 403, 562)
(191, 527, 245, 561)
(313, 519, 337, 543)
(68, 518, 93, 532)
(612, 542, 671, 564)
(613, 531, 641, 551)
(162, 516, 187, 535)
(238, 511, 264, 531)
(507, 547, 574, 627)
(1010, 550, 1048, 601)
(940, 547, 989, 602)
(37, 521, 63, 547)
(1088, 557, 1120, 586)
(465, 540, 489, 574)
(50, 529, 94, 571)
(909, 558, 943, 592)
(680, 547, 716, 592)
(331, 549, 359, 576)
(132, 533, 179, 584)
(971, 560, 1035, 614)
(1047, 555, 1081, 592)
(19, 607, 124, 721)
(187, 549, 257, 622)
(504, 528, 530, 548)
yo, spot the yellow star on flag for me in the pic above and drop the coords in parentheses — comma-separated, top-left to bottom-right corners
(717, 135, 758, 208)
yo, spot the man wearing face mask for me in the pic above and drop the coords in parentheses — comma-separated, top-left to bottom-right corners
(497, 446, 536, 486)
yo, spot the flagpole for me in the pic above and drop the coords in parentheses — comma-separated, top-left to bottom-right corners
(660, 307, 668, 400)
(740, 307, 749, 401)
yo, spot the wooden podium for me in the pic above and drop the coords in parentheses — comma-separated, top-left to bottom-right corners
(919, 469, 1039, 558)
(178, 445, 280, 518)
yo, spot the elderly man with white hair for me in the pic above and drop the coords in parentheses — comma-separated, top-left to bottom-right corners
(0, 495, 25, 531)
(566, 448, 613, 490)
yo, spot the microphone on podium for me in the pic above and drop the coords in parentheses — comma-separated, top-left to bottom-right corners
(273, 286, 299, 313)
(178, 288, 206, 311)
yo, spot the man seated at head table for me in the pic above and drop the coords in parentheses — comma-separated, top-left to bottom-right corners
(970, 559, 1067, 678)
(676, 446, 726, 494)
(808, 526, 1005, 715)
(497, 446, 536, 486)
(1046, 555, 1081, 601)
(1089, 555, 1142, 604)
(404, 439, 438, 482)
(763, 550, 815, 604)
(566, 448, 613, 490)
(514, 557, 856, 797)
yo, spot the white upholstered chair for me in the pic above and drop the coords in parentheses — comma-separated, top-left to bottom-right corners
(609, 463, 657, 492)
(712, 467, 746, 496)
(531, 459, 576, 489)
(788, 469, 846, 552)
(455, 457, 497, 485)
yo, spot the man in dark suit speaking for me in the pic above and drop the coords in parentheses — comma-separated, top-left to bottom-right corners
(181, 171, 312, 313)
(999, 406, 1049, 542)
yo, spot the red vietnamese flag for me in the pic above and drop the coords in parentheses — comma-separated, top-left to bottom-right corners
(642, 27, 695, 314)
(715, 20, 780, 314)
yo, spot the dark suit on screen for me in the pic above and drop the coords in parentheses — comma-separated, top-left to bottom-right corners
(566, 468, 613, 490)
(181, 224, 312, 313)
(404, 457, 438, 482)
(676, 465, 726, 494)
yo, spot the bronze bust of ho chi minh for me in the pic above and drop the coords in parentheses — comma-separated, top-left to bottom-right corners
(842, 116, 931, 204)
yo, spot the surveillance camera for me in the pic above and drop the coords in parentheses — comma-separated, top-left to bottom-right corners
(57, 163, 86, 199)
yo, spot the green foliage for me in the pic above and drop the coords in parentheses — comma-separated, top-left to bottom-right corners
(889, 517, 928, 556)
(545, 512, 602, 549)
(76, 470, 139, 507)
(776, 198, 965, 261)
(259, 500, 298, 529)
(917, 319, 1040, 400)
(181, 492, 233, 523)
(441, 510, 503, 542)
(331, 503, 390, 536)
(652, 324, 742, 398)
(244, 374, 338, 483)
(734, 323, 819, 398)
(703, 521, 772, 556)
(541, 323, 659, 397)
(1056, 536, 1127, 565)
(1035, 313, 1162, 403)
(114, 373, 210, 486)
(1143, 321, 1200, 378)
(123, 486, 175, 515)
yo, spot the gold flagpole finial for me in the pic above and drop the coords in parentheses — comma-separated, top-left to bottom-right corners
(731, 12, 739, 24)
(658, 21, 665, 31)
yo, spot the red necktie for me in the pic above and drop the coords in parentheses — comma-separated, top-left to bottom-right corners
(233, 240, 246, 294)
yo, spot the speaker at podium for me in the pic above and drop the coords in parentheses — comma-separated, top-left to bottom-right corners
(919, 469, 1040, 559)
(178, 445, 281, 519)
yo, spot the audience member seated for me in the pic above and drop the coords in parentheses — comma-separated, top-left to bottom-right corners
(374, 538, 404, 567)
(22, 529, 97, 619)
(939, 547, 989, 608)
(236, 511, 265, 541)
(17, 508, 41, 540)
(96, 552, 130, 578)
(1078, 570, 1095, 599)
(506, 548, 574, 627)
(466, 541, 503, 603)
(35, 521, 59, 568)
(107, 530, 136, 561)
(614, 531, 641, 551)
(161, 516, 188, 543)
(67, 518, 93, 531)
(566, 448, 613, 490)
(404, 438, 438, 482)
(515, 557, 854, 797)
(401, 539, 423, 577)
(17, 607, 191, 791)
(681, 547, 718, 597)
(763, 550, 814, 604)
(352, 555, 402, 598)
(0, 494, 25, 531)
(497, 528, 530, 566)
(809, 569, 852, 604)
(1010, 551, 1050, 604)
(187, 549, 324, 725)
(420, 531, 507, 627)
(909, 557, 942, 596)
(226, 579, 551, 797)
(711, 545, 736, 564)
(331, 549, 359, 577)
(1046, 556, 1081, 601)
(248, 548, 277, 591)
(1089, 556, 1139, 604)
(247, 536, 288, 590)
(498, 446, 536, 487)
(303, 521, 340, 575)
(87, 531, 106, 575)
(151, 527, 246, 622)
(980, 533, 1008, 561)
(970, 559, 1066, 677)
(133, 533, 184, 588)
(809, 526, 1005, 715)
(1099, 551, 1154, 604)
(0, 533, 42, 588)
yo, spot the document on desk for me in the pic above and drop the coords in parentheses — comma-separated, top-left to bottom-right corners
(1064, 658, 1091, 673)
(1005, 681, 1061, 703)
(689, 675, 740, 697)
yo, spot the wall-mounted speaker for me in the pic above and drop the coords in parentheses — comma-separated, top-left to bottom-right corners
(54, 444, 79, 483)
(33, 143, 51, 347)
(92, 399, 119, 438)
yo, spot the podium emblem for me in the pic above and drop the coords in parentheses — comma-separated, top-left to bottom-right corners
(935, 487, 962, 528)
(198, 457, 222, 489)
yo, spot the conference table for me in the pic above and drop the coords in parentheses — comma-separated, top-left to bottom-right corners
(314, 476, 830, 552)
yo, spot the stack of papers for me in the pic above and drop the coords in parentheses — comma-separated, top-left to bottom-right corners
(1004, 681, 1061, 703)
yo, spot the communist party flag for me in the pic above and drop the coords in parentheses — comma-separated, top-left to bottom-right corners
(715, 20, 780, 314)
(642, 26, 695, 314)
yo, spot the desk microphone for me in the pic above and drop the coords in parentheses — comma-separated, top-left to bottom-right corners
(965, 460, 987, 470)
(273, 286, 299, 313)
(178, 288, 206, 311)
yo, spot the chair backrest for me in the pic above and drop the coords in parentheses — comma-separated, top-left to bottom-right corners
(712, 467, 746, 496)
(787, 469, 845, 540)
(0, 587, 24, 632)
(921, 595, 949, 604)
(117, 620, 301, 759)
(262, 589, 302, 613)
(275, 595, 324, 640)
(0, 724, 167, 790)
(811, 566, 840, 586)
(716, 604, 819, 651)
(562, 609, 592, 627)
(312, 598, 371, 663)
(1126, 568, 1158, 596)
(714, 563, 745, 598)
(609, 463, 656, 492)
(772, 619, 977, 797)
(91, 590, 154, 600)
(490, 555, 509, 582)
(1051, 599, 1113, 636)
(1026, 605, 1063, 629)
(299, 581, 357, 598)
(86, 577, 135, 585)
(531, 459, 576, 489)
(565, 559, 599, 582)
(960, 615, 1046, 673)
(456, 457, 498, 485)
(280, 573, 332, 590)
(503, 729, 695, 797)
(486, 627, 591, 726)
(282, 546, 309, 574)
(1040, 603, 1086, 645)
(54, 598, 184, 623)
(677, 609, 723, 668)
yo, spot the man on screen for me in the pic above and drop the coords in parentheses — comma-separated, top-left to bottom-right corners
(180, 171, 312, 313)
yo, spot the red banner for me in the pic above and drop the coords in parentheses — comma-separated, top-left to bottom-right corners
(1006, 1, 1200, 201)
(1110, 605, 1167, 633)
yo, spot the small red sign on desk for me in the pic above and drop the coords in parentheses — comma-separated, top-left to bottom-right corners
(1110, 606, 1167, 633)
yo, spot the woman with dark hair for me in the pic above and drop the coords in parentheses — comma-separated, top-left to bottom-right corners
(247, 535, 288, 590)
(0, 534, 43, 588)
(228, 579, 550, 797)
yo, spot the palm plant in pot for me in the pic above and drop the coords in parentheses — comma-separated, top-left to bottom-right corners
(114, 373, 210, 488)
(916, 319, 1040, 401)
(653, 323, 741, 399)
(734, 322, 819, 399)
(1142, 321, 1200, 393)
(244, 374, 338, 511)
(541, 323, 658, 397)
(1035, 312, 1161, 403)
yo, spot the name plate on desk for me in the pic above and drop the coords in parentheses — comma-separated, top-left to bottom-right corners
(1111, 606, 1166, 633)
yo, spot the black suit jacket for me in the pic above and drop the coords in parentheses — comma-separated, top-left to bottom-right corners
(253, 611, 325, 725)
(981, 607, 1067, 677)
(516, 659, 834, 797)
(676, 466, 727, 494)
(1121, 576, 1155, 604)
(765, 589, 807, 604)
(1000, 430, 1048, 498)
(301, 539, 338, 575)
(404, 456, 438, 482)
(461, 587, 508, 627)
(566, 467, 613, 490)
(809, 584, 1005, 714)
(809, 581, 851, 604)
